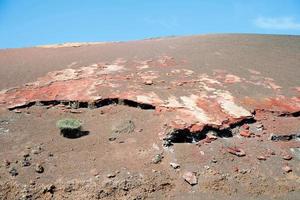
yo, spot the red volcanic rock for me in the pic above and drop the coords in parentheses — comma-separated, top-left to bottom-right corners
(227, 147, 246, 157)
(190, 124, 203, 133)
(240, 130, 251, 137)
(242, 124, 250, 130)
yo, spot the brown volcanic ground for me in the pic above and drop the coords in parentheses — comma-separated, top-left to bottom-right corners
(1, 34, 300, 91)
(0, 34, 299, 200)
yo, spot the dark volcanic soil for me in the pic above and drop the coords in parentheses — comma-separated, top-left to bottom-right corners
(0, 34, 299, 200)
(1, 34, 299, 92)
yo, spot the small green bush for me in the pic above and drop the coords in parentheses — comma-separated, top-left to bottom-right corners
(56, 118, 82, 138)
(57, 118, 82, 130)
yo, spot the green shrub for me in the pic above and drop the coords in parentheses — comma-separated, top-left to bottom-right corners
(56, 118, 82, 138)
(56, 118, 82, 130)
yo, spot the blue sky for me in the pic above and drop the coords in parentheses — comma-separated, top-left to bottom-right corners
(0, 0, 300, 48)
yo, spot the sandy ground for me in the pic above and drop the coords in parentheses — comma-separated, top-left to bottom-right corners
(0, 34, 299, 199)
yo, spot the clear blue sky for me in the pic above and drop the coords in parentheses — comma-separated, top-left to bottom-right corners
(0, 0, 300, 48)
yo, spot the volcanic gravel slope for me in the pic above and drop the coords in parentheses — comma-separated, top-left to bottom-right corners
(0, 34, 299, 200)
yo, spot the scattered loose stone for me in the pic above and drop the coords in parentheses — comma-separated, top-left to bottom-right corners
(211, 158, 217, 163)
(29, 180, 36, 186)
(109, 137, 116, 141)
(240, 130, 251, 137)
(22, 152, 30, 158)
(282, 155, 293, 160)
(257, 156, 267, 161)
(206, 131, 217, 140)
(267, 149, 276, 155)
(107, 173, 116, 178)
(35, 163, 44, 173)
(204, 165, 210, 170)
(242, 124, 250, 130)
(227, 147, 246, 157)
(43, 184, 55, 194)
(183, 172, 198, 186)
(9, 167, 18, 176)
(21, 158, 31, 167)
(239, 169, 248, 174)
(144, 80, 153, 85)
(25, 145, 31, 150)
(20, 192, 32, 200)
(3, 159, 10, 168)
(152, 154, 163, 164)
(256, 123, 264, 131)
(90, 168, 99, 176)
(170, 162, 180, 169)
(31, 145, 42, 155)
(282, 165, 292, 173)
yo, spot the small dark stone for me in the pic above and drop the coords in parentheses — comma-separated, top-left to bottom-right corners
(22, 159, 31, 167)
(107, 173, 116, 178)
(9, 167, 18, 176)
(23, 153, 30, 158)
(35, 164, 44, 173)
(170, 162, 180, 169)
(108, 137, 116, 141)
(43, 184, 55, 194)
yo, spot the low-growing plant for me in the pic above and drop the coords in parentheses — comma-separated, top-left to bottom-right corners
(56, 118, 83, 138)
